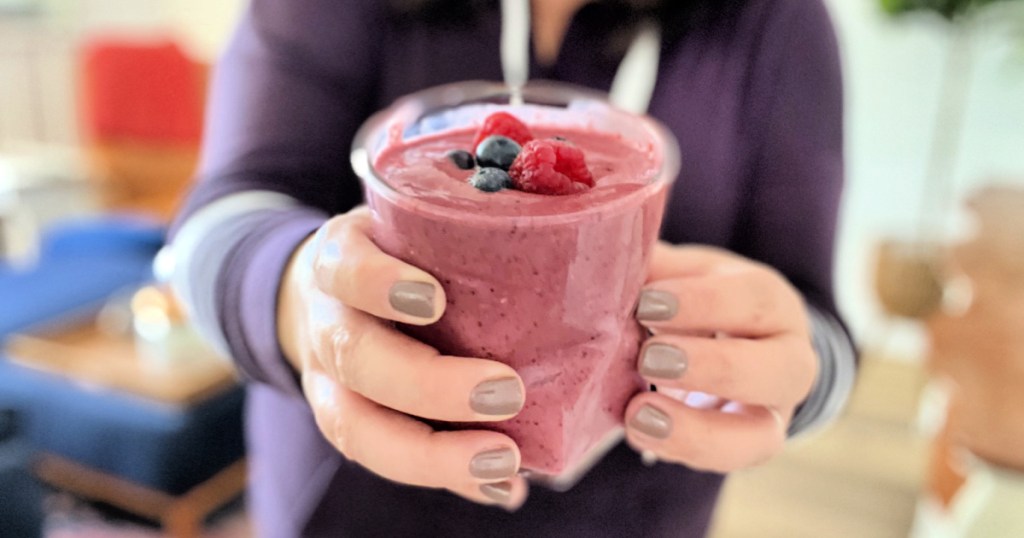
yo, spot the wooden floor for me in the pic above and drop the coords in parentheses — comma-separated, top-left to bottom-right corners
(709, 356, 931, 538)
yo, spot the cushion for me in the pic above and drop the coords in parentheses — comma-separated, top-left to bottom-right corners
(0, 216, 243, 495)
(0, 361, 244, 495)
(0, 216, 163, 339)
(0, 410, 44, 538)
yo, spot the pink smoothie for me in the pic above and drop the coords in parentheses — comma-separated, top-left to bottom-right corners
(366, 123, 668, 477)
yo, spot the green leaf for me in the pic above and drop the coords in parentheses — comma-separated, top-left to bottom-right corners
(878, 0, 1024, 21)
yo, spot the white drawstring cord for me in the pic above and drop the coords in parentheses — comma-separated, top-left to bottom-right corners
(608, 22, 661, 114)
(500, 0, 531, 105)
(498, 0, 662, 113)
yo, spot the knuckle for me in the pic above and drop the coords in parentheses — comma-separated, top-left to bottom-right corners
(334, 328, 368, 392)
(312, 328, 336, 373)
(408, 432, 442, 487)
(742, 273, 779, 329)
(795, 344, 820, 401)
(753, 422, 787, 467)
(332, 216, 363, 250)
(309, 394, 356, 460)
(315, 216, 371, 292)
(310, 219, 333, 249)
(323, 213, 358, 239)
(677, 284, 715, 318)
(770, 339, 817, 407)
(779, 338, 817, 401)
(704, 345, 740, 396)
(310, 325, 335, 375)
(312, 312, 369, 391)
(333, 407, 359, 461)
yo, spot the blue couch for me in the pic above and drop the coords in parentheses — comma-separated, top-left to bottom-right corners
(0, 217, 244, 498)
(0, 410, 43, 538)
(0, 217, 163, 338)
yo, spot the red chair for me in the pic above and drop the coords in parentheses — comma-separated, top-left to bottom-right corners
(78, 38, 207, 221)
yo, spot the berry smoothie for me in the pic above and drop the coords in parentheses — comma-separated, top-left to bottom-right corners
(353, 84, 678, 482)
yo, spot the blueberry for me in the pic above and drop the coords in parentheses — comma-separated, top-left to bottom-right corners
(475, 135, 521, 170)
(447, 149, 475, 170)
(469, 167, 512, 193)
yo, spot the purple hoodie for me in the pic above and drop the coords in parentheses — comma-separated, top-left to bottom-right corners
(170, 0, 853, 536)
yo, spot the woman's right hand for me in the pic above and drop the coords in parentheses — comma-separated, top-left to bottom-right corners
(277, 207, 528, 509)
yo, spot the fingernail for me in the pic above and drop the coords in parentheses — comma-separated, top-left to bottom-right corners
(469, 448, 518, 480)
(389, 281, 436, 318)
(636, 290, 678, 321)
(629, 405, 672, 439)
(639, 344, 689, 379)
(480, 481, 513, 503)
(470, 378, 524, 416)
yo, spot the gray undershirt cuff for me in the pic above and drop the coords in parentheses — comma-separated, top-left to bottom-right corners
(788, 304, 858, 437)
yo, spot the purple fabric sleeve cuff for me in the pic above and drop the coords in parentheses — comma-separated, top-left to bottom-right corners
(218, 208, 328, 397)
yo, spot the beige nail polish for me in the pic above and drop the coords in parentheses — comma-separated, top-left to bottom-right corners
(480, 481, 513, 503)
(469, 448, 518, 480)
(389, 281, 436, 318)
(636, 290, 678, 321)
(629, 405, 672, 439)
(639, 344, 689, 379)
(470, 378, 524, 416)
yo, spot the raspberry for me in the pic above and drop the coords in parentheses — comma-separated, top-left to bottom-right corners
(509, 139, 595, 195)
(472, 112, 533, 149)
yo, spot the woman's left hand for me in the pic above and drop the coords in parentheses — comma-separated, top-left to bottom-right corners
(625, 243, 818, 473)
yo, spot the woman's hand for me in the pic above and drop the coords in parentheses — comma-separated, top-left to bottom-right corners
(277, 207, 529, 508)
(625, 243, 818, 473)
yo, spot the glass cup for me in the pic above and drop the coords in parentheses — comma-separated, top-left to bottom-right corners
(351, 81, 680, 488)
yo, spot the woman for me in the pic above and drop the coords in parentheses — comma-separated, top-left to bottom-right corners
(170, 0, 856, 536)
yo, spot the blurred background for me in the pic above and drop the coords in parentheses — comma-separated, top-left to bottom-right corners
(0, 0, 1022, 536)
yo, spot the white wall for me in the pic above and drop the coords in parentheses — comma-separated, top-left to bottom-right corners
(156, 0, 247, 60)
(0, 0, 243, 149)
(824, 0, 1024, 352)
(40, 0, 244, 61)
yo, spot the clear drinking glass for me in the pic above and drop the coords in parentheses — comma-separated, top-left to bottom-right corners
(351, 81, 680, 488)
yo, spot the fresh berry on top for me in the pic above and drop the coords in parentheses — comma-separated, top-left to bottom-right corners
(475, 135, 521, 170)
(447, 149, 475, 170)
(469, 167, 513, 193)
(508, 139, 595, 195)
(472, 112, 533, 149)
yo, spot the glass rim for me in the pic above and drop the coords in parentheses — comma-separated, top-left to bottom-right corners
(351, 80, 681, 225)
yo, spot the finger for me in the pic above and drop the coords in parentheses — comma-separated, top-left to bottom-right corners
(312, 208, 446, 325)
(309, 295, 524, 421)
(635, 269, 805, 337)
(303, 367, 529, 508)
(636, 335, 817, 408)
(648, 243, 746, 282)
(624, 392, 787, 473)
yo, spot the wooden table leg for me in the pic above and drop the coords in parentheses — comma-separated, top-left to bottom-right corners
(34, 454, 247, 537)
(163, 460, 248, 538)
(35, 454, 173, 519)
